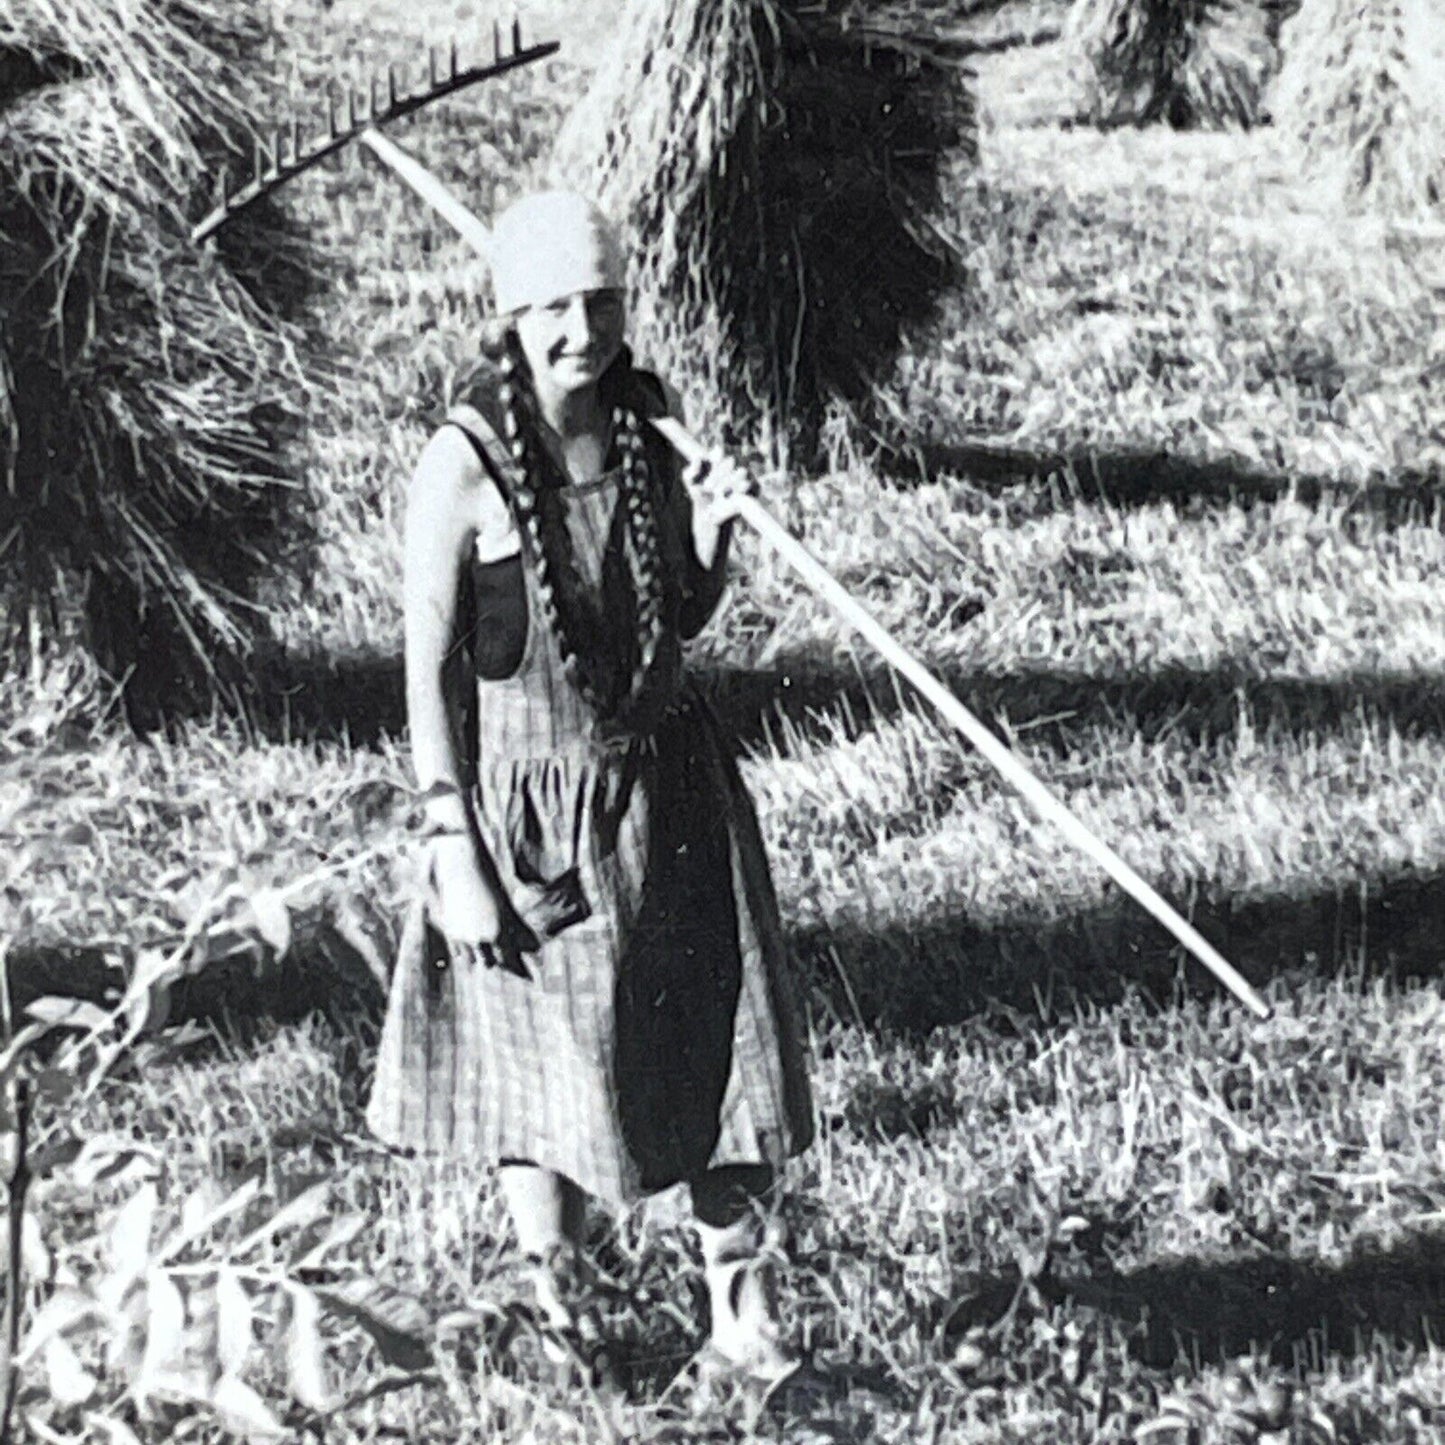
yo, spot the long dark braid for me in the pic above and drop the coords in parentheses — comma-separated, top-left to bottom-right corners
(497, 335, 667, 724)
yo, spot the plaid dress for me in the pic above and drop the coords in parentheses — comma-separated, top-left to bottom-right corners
(366, 374, 814, 1207)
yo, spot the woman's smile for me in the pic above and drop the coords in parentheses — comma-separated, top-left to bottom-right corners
(517, 288, 627, 401)
(550, 343, 604, 371)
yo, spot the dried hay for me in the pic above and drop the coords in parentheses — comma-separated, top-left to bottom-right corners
(550, 0, 977, 457)
(1066, 0, 1293, 128)
(0, 0, 308, 719)
(1273, 0, 1445, 216)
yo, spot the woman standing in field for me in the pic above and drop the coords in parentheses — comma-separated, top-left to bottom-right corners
(366, 190, 814, 1388)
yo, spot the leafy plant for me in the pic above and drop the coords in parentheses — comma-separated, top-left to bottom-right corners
(0, 860, 434, 1443)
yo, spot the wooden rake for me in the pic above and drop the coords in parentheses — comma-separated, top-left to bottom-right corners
(189, 20, 558, 244)
(194, 37, 1272, 1022)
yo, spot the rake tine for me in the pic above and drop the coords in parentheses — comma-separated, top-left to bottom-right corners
(191, 31, 559, 243)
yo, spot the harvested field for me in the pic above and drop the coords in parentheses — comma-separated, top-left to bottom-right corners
(1, 2, 1443, 1441)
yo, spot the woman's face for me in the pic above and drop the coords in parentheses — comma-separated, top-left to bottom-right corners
(513, 288, 626, 400)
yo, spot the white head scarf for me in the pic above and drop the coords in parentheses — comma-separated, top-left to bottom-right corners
(488, 190, 626, 317)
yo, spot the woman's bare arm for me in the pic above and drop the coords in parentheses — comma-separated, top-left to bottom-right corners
(404, 426, 486, 834)
(404, 423, 534, 955)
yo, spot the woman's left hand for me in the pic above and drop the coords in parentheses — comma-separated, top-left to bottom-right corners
(683, 450, 756, 528)
(683, 449, 755, 570)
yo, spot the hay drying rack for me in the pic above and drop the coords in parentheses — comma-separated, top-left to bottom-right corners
(191, 19, 1272, 1023)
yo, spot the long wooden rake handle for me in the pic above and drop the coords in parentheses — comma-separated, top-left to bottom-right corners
(357, 130, 495, 255)
(351, 132, 1274, 1022)
(653, 420, 1273, 1020)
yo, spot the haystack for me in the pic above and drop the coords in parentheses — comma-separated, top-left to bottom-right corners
(0, 1, 306, 718)
(550, 0, 976, 457)
(1066, 0, 1296, 128)
(1273, 0, 1445, 215)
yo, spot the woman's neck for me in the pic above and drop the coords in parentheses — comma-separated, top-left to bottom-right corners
(528, 377, 612, 486)
(532, 378, 605, 442)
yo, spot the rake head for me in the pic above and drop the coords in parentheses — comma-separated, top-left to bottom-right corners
(190, 19, 558, 244)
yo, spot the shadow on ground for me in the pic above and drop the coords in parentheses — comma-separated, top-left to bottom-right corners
(793, 865, 1445, 1036)
(239, 646, 1445, 757)
(59, 636, 1435, 1035)
(243, 646, 407, 744)
(1073, 1234, 1445, 1371)
(875, 437, 1445, 529)
(21, 601, 1445, 1035)
(700, 660, 1445, 753)
(4, 917, 389, 1037)
(932, 1234, 1445, 1375)
(8, 857, 1441, 1046)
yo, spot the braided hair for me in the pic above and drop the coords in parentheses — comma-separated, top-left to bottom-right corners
(496, 333, 668, 726)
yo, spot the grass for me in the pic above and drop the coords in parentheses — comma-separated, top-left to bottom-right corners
(4, 0, 1445, 1440)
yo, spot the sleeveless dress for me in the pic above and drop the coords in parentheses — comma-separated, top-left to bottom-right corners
(365, 373, 814, 1208)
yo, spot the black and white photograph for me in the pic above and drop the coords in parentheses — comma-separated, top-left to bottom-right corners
(1, 0, 1443, 1439)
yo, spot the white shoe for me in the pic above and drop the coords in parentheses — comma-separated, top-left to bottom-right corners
(702, 1243, 802, 1385)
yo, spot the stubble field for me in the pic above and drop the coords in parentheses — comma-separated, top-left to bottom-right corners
(3, 0, 1445, 1440)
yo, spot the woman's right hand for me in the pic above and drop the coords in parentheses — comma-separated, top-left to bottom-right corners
(428, 834, 504, 946)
